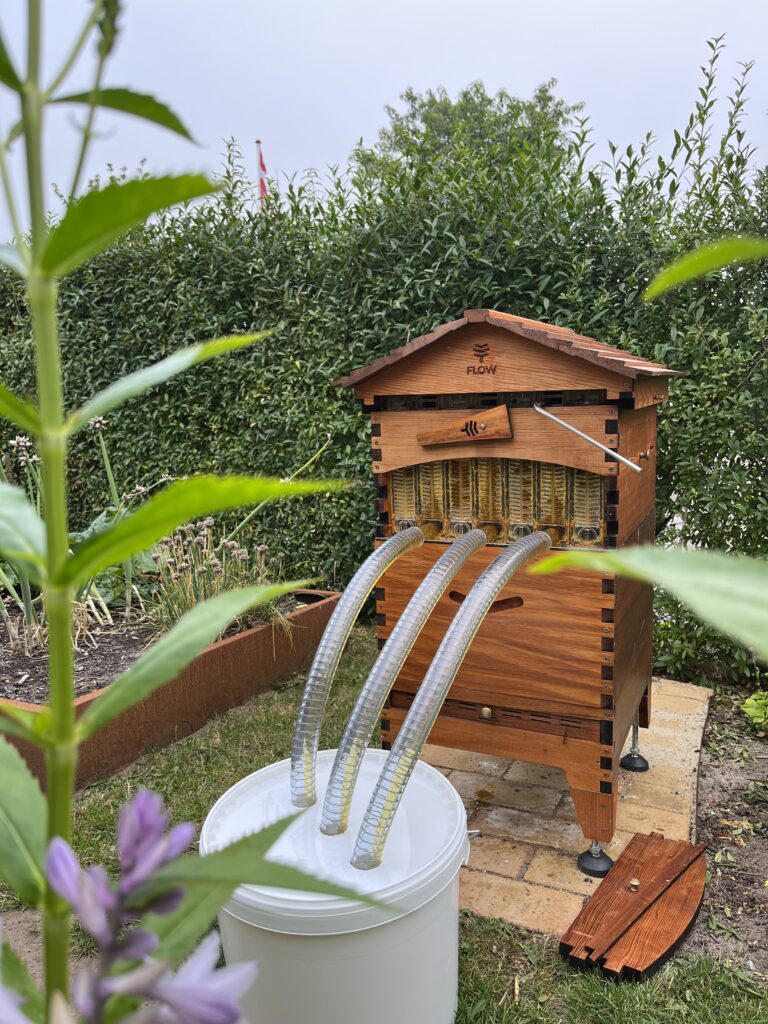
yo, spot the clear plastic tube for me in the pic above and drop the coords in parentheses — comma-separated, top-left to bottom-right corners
(351, 531, 551, 869)
(290, 527, 424, 808)
(320, 530, 487, 835)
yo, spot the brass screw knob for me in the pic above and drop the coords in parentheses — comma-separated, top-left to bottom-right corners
(629, 877, 640, 892)
(480, 706, 493, 720)
(479, 423, 486, 431)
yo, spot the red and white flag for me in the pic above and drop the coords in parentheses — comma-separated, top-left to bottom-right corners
(256, 139, 268, 210)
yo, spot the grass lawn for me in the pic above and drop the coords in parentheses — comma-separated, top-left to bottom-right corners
(30, 628, 768, 1022)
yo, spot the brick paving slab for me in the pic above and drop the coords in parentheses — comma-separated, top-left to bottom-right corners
(466, 836, 531, 878)
(422, 744, 510, 777)
(503, 762, 568, 789)
(523, 848, 600, 896)
(435, 677, 712, 936)
(460, 869, 585, 937)
(451, 771, 563, 815)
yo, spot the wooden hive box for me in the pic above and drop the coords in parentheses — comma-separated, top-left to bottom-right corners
(335, 310, 681, 856)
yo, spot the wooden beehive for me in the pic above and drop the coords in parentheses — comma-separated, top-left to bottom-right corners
(335, 309, 681, 850)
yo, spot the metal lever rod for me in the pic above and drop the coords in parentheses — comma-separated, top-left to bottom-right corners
(532, 403, 642, 474)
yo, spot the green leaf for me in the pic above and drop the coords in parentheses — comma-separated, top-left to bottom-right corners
(0, 30, 22, 91)
(0, 702, 40, 744)
(0, 381, 40, 434)
(140, 816, 386, 910)
(67, 331, 272, 434)
(52, 88, 194, 141)
(77, 580, 310, 739)
(146, 884, 232, 967)
(41, 175, 219, 277)
(0, 941, 44, 1022)
(62, 474, 343, 586)
(531, 546, 768, 660)
(0, 245, 27, 277)
(644, 236, 768, 299)
(0, 737, 47, 905)
(0, 482, 46, 582)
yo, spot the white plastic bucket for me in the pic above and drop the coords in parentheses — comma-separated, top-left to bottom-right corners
(200, 748, 468, 1024)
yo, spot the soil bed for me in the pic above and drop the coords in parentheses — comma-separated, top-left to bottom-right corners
(0, 600, 300, 705)
(687, 682, 768, 973)
(0, 625, 153, 703)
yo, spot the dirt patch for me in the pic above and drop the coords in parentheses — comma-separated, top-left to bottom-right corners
(0, 596, 300, 705)
(686, 684, 768, 974)
(0, 624, 153, 703)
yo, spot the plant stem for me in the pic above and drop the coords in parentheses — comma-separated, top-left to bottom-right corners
(19, 571, 37, 627)
(228, 434, 332, 540)
(0, 139, 26, 247)
(23, 0, 75, 1005)
(69, 51, 106, 200)
(97, 430, 132, 619)
(45, 2, 103, 99)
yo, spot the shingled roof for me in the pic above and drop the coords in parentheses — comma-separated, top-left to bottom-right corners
(334, 309, 682, 387)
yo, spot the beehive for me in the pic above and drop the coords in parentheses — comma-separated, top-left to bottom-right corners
(336, 310, 680, 850)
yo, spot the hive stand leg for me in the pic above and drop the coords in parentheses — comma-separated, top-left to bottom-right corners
(638, 684, 651, 728)
(567, 772, 619, 878)
(620, 711, 650, 773)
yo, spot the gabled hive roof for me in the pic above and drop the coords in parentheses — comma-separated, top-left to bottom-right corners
(334, 309, 682, 387)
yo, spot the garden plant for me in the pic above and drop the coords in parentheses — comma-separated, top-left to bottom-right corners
(0, 3, 369, 1022)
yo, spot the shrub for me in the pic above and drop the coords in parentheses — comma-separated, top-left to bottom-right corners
(1, 41, 765, 683)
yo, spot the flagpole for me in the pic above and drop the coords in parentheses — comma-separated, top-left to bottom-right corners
(256, 138, 268, 212)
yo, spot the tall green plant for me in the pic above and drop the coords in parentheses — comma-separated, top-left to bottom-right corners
(0, 3, 353, 1018)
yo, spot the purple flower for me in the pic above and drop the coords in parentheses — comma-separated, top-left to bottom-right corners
(98, 933, 257, 1024)
(46, 839, 116, 946)
(117, 790, 195, 893)
(150, 932, 257, 1024)
(44, 791, 239, 1024)
(0, 986, 33, 1024)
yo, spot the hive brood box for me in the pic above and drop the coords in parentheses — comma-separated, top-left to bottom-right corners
(335, 309, 681, 849)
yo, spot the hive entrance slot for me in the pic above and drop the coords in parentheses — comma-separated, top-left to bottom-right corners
(448, 591, 524, 614)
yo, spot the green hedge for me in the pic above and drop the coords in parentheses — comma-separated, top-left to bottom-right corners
(1, 55, 766, 684)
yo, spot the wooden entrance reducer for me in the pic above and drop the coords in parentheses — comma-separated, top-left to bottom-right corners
(335, 309, 682, 875)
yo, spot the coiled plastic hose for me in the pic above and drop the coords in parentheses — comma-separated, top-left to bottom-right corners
(290, 527, 424, 807)
(320, 529, 487, 835)
(351, 531, 552, 868)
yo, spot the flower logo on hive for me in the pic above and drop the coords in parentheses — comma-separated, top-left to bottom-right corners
(466, 342, 497, 376)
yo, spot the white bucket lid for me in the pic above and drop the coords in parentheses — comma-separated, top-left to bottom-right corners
(200, 748, 468, 936)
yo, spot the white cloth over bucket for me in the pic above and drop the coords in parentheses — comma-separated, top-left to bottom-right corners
(200, 748, 468, 1024)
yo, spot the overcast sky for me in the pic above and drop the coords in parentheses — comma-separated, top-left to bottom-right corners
(1, 1, 767, 237)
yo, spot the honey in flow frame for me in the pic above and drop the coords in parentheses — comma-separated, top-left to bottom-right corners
(389, 457, 605, 547)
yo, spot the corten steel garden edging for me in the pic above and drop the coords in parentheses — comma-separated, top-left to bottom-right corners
(5, 589, 341, 790)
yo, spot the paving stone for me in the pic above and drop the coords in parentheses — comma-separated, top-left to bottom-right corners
(649, 713, 708, 739)
(653, 692, 712, 717)
(471, 805, 588, 854)
(460, 868, 585, 937)
(654, 677, 712, 703)
(503, 762, 568, 790)
(620, 775, 691, 815)
(616, 802, 691, 840)
(421, 744, 510, 777)
(450, 772, 563, 814)
(466, 836, 530, 878)
(619, 760, 697, 796)
(522, 848, 602, 896)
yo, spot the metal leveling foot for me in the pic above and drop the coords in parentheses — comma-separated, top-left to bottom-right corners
(620, 713, 650, 773)
(577, 839, 614, 878)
